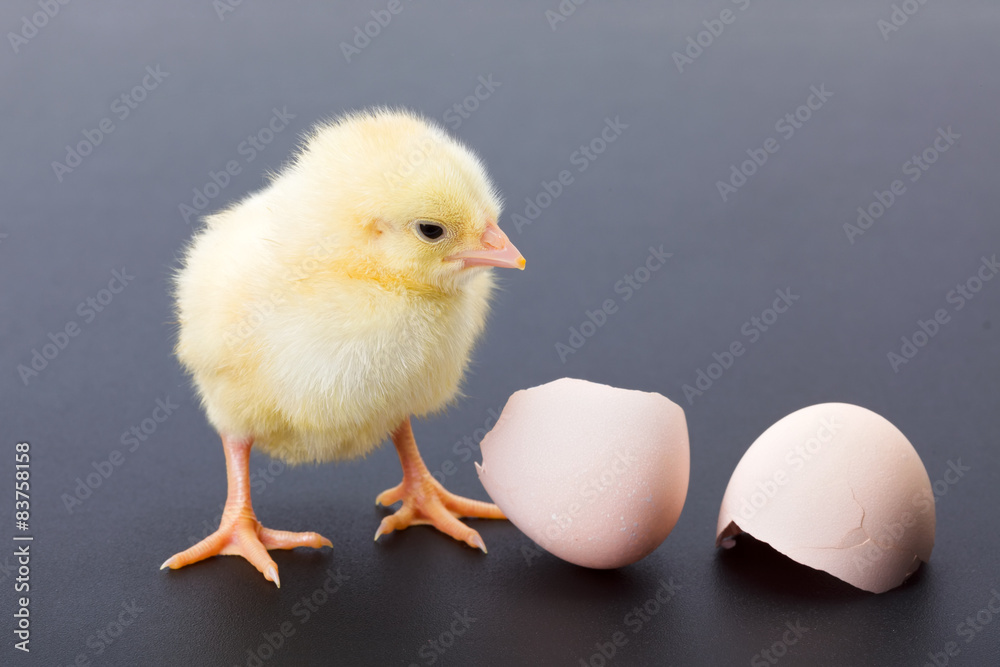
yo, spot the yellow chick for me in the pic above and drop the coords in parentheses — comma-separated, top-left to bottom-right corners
(161, 108, 525, 587)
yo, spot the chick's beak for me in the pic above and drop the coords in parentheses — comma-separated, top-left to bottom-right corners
(446, 223, 526, 270)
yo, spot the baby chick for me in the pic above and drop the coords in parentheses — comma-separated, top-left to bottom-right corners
(161, 108, 524, 586)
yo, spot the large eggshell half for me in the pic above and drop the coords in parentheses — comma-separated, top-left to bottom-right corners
(716, 403, 935, 593)
(477, 378, 689, 569)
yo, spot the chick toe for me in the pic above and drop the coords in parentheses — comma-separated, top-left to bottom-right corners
(259, 527, 334, 551)
(162, 516, 281, 585)
(373, 418, 505, 551)
(375, 483, 405, 508)
(162, 434, 331, 586)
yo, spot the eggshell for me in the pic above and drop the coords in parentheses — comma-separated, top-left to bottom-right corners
(476, 378, 689, 569)
(716, 403, 935, 593)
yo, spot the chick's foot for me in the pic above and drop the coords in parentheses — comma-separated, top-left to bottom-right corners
(161, 516, 332, 588)
(160, 434, 332, 587)
(375, 418, 505, 552)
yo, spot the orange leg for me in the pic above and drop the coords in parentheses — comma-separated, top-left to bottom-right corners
(374, 417, 505, 552)
(161, 434, 332, 587)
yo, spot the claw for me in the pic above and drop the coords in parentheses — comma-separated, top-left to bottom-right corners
(374, 418, 505, 552)
(374, 517, 391, 542)
(162, 435, 332, 585)
(376, 484, 404, 508)
(468, 532, 487, 554)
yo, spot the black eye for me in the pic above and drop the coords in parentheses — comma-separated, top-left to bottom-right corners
(417, 222, 445, 242)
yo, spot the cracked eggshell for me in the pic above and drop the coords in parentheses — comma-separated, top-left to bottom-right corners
(716, 403, 935, 594)
(477, 378, 689, 569)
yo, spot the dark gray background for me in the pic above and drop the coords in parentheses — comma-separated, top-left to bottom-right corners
(2, 1, 999, 665)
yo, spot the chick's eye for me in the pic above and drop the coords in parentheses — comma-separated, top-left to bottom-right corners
(417, 222, 445, 242)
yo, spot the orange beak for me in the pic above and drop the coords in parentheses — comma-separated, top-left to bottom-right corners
(446, 223, 526, 270)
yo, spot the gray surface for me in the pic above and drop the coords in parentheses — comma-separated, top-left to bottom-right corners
(2, 1, 1000, 665)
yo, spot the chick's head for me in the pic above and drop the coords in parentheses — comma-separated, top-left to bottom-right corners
(289, 108, 524, 292)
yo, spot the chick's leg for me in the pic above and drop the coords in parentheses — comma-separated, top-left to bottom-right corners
(161, 434, 332, 587)
(375, 418, 505, 552)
